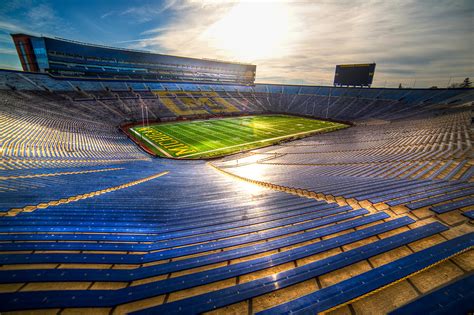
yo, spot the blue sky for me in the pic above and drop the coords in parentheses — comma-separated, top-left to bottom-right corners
(0, 0, 473, 87)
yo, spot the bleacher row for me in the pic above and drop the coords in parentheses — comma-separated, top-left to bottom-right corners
(213, 110, 473, 213)
(0, 84, 148, 169)
(1, 70, 473, 122)
(224, 113, 472, 174)
(0, 70, 473, 314)
(1, 160, 472, 314)
(208, 109, 474, 312)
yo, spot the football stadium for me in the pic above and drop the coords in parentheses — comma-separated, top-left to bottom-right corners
(0, 1, 473, 314)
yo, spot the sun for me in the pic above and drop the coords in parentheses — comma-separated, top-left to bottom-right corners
(201, 1, 295, 62)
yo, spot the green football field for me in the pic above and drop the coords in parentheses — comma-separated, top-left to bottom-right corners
(129, 115, 348, 159)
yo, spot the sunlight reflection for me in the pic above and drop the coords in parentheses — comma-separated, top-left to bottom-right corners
(233, 163, 267, 194)
(201, 1, 296, 62)
(235, 179, 266, 195)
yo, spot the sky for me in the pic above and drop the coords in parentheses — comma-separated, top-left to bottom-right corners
(0, 0, 473, 87)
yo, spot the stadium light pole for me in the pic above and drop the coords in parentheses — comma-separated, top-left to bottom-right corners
(447, 76, 452, 88)
(326, 88, 331, 119)
(140, 103, 145, 128)
(145, 105, 149, 128)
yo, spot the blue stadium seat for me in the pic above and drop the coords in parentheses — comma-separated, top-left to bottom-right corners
(258, 232, 472, 315)
(1, 70, 473, 313)
(389, 274, 474, 315)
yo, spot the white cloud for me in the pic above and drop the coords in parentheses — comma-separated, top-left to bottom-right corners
(117, 0, 180, 23)
(0, 1, 74, 71)
(140, 27, 169, 36)
(100, 11, 114, 19)
(0, 20, 29, 34)
(0, 1, 70, 37)
(0, 47, 17, 55)
(0, 0, 471, 86)
(130, 0, 474, 87)
(25, 3, 56, 28)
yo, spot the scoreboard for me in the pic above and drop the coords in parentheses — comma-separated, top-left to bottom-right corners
(334, 63, 376, 87)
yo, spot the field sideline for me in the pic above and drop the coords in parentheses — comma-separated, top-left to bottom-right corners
(129, 115, 348, 159)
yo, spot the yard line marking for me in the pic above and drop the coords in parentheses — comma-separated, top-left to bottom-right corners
(180, 125, 343, 158)
(130, 128, 173, 158)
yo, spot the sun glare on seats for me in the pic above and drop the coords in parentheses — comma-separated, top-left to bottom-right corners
(1, 1, 473, 314)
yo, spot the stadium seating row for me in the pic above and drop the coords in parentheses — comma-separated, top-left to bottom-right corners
(2, 69, 473, 122)
(0, 70, 472, 313)
(389, 273, 474, 315)
(258, 232, 472, 315)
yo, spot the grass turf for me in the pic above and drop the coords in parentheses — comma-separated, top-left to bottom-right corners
(129, 115, 348, 159)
